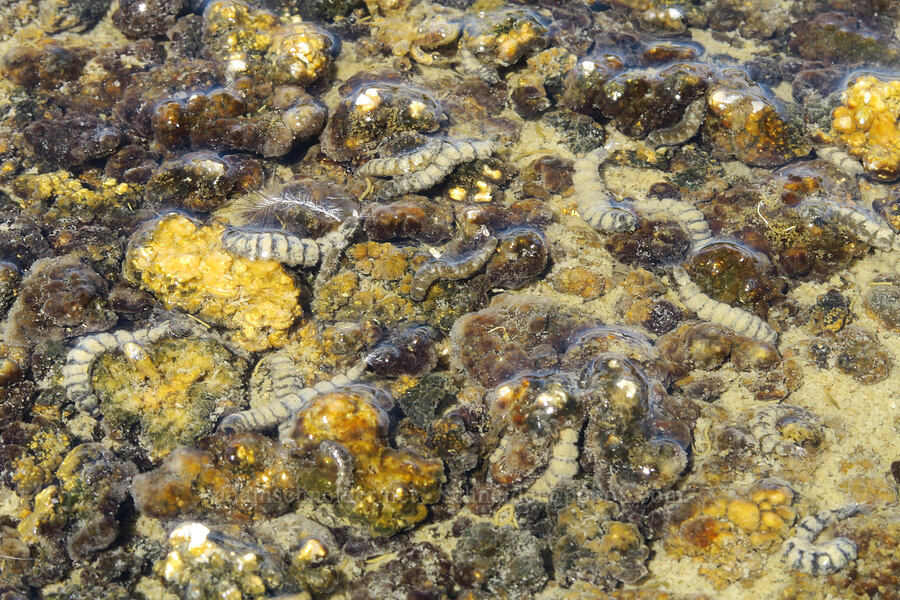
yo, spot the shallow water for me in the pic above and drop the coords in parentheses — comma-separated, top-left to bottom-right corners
(0, 0, 899, 599)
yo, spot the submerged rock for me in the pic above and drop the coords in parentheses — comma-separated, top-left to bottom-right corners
(3, 255, 116, 347)
(453, 522, 548, 600)
(24, 115, 121, 168)
(704, 75, 811, 167)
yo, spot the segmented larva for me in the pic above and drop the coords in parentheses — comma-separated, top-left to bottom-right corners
(815, 145, 864, 177)
(749, 404, 820, 457)
(409, 235, 499, 301)
(672, 267, 778, 344)
(219, 354, 367, 432)
(782, 505, 862, 575)
(572, 147, 638, 234)
(799, 202, 896, 251)
(358, 139, 444, 177)
(528, 427, 579, 496)
(378, 140, 495, 198)
(645, 98, 706, 148)
(631, 196, 713, 247)
(376, 138, 497, 198)
(62, 321, 182, 411)
(221, 216, 359, 268)
(313, 217, 361, 292)
(456, 48, 500, 84)
(317, 439, 355, 499)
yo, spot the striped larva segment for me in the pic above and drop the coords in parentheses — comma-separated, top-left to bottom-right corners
(782, 505, 862, 575)
(572, 147, 638, 234)
(377, 139, 497, 198)
(221, 229, 320, 266)
(672, 267, 778, 344)
(313, 216, 361, 292)
(409, 235, 499, 301)
(317, 439, 355, 499)
(456, 48, 500, 84)
(528, 427, 579, 497)
(749, 404, 819, 457)
(815, 145, 865, 177)
(631, 196, 713, 247)
(645, 98, 706, 148)
(811, 203, 897, 251)
(358, 139, 444, 177)
(836, 206, 897, 250)
(222, 215, 360, 268)
(63, 322, 181, 411)
(750, 405, 789, 455)
(219, 355, 367, 432)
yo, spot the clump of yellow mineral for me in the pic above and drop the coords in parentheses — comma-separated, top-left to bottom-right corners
(662, 480, 796, 590)
(123, 212, 302, 351)
(832, 75, 900, 181)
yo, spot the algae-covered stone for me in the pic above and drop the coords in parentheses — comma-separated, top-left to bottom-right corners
(17, 443, 137, 561)
(92, 337, 247, 460)
(549, 483, 649, 588)
(157, 522, 289, 600)
(453, 522, 548, 600)
(123, 212, 303, 351)
(704, 76, 811, 167)
(3, 255, 116, 347)
(283, 388, 444, 535)
(203, 0, 334, 85)
(132, 431, 301, 521)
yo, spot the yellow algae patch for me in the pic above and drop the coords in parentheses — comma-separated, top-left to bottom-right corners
(92, 338, 247, 460)
(832, 75, 900, 181)
(13, 170, 139, 215)
(124, 213, 302, 351)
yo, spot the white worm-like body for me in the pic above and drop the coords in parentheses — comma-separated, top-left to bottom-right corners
(358, 139, 444, 177)
(751, 405, 790, 455)
(815, 145, 865, 177)
(645, 99, 706, 148)
(219, 353, 367, 432)
(62, 321, 183, 411)
(799, 202, 896, 250)
(631, 196, 714, 248)
(456, 48, 500, 84)
(528, 427, 579, 496)
(221, 216, 359, 268)
(572, 147, 638, 234)
(377, 139, 497, 198)
(409, 235, 499, 301)
(221, 229, 321, 266)
(781, 505, 861, 575)
(317, 439, 355, 499)
(749, 404, 820, 457)
(672, 267, 778, 344)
